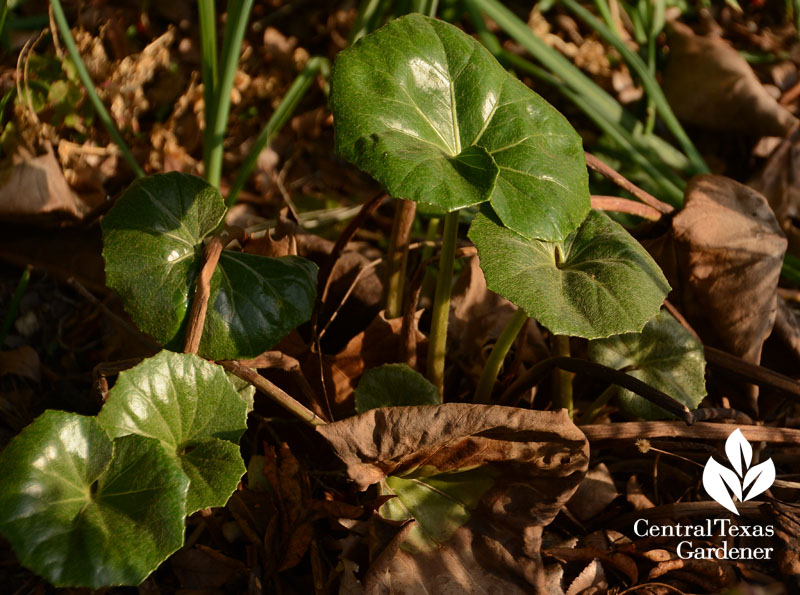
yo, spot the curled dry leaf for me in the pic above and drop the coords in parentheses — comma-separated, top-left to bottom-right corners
(567, 463, 618, 521)
(750, 126, 800, 257)
(0, 145, 90, 224)
(670, 175, 786, 368)
(662, 21, 797, 137)
(317, 404, 588, 593)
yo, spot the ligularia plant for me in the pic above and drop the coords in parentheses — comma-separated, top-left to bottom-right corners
(331, 14, 670, 398)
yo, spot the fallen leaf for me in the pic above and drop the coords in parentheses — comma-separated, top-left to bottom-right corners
(0, 145, 90, 223)
(662, 21, 797, 137)
(671, 175, 786, 373)
(0, 346, 40, 383)
(170, 546, 247, 589)
(318, 404, 588, 592)
(567, 463, 618, 521)
(750, 126, 800, 257)
(566, 559, 606, 595)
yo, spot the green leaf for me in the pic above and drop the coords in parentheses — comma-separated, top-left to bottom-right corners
(588, 310, 707, 419)
(380, 467, 496, 552)
(0, 411, 188, 588)
(355, 363, 441, 413)
(97, 350, 247, 513)
(331, 14, 590, 241)
(469, 208, 670, 338)
(101, 172, 318, 360)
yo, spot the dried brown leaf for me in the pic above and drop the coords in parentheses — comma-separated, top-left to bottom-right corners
(671, 175, 787, 368)
(0, 346, 41, 383)
(662, 21, 797, 136)
(567, 463, 618, 521)
(318, 405, 588, 593)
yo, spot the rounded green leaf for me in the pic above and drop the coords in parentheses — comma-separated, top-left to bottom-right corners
(331, 14, 589, 241)
(355, 363, 441, 413)
(588, 310, 707, 419)
(97, 351, 247, 513)
(468, 208, 670, 338)
(380, 467, 496, 553)
(0, 411, 189, 588)
(101, 172, 318, 360)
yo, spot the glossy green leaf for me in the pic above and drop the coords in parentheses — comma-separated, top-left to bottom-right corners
(0, 411, 188, 588)
(331, 14, 590, 241)
(380, 467, 496, 552)
(355, 363, 441, 413)
(101, 172, 318, 360)
(469, 208, 670, 338)
(588, 310, 707, 419)
(98, 351, 247, 513)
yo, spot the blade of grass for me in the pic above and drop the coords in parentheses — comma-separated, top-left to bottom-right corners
(474, 308, 528, 403)
(198, 0, 219, 173)
(226, 56, 329, 207)
(467, 0, 692, 179)
(464, 3, 685, 203)
(783, 253, 800, 287)
(49, 0, 144, 178)
(349, 0, 390, 43)
(0, 266, 30, 348)
(560, 0, 708, 175)
(206, 0, 254, 189)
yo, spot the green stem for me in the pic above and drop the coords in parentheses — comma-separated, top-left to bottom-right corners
(593, 0, 616, 33)
(560, 0, 708, 175)
(49, 0, 144, 178)
(426, 210, 459, 394)
(782, 253, 800, 287)
(553, 335, 573, 417)
(474, 308, 528, 403)
(206, 0, 254, 188)
(577, 385, 615, 424)
(226, 56, 329, 207)
(419, 217, 441, 302)
(198, 0, 219, 173)
(0, 266, 30, 347)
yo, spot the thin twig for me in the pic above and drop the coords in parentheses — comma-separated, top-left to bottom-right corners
(67, 277, 160, 351)
(581, 421, 800, 443)
(499, 356, 694, 424)
(184, 236, 223, 354)
(585, 152, 674, 214)
(219, 360, 327, 426)
(239, 351, 323, 417)
(591, 195, 663, 221)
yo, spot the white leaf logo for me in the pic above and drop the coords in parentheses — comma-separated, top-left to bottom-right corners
(702, 428, 775, 515)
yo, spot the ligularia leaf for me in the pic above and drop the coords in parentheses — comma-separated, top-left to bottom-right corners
(331, 13, 590, 241)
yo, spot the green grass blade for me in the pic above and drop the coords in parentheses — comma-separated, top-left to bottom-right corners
(198, 0, 218, 173)
(49, 0, 144, 178)
(465, 3, 684, 204)
(0, 265, 30, 348)
(467, 0, 692, 179)
(349, 0, 390, 43)
(206, 0, 254, 189)
(226, 56, 329, 207)
(560, 0, 708, 175)
(783, 253, 800, 287)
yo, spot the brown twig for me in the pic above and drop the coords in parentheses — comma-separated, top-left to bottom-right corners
(585, 152, 674, 214)
(67, 277, 160, 351)
(385, 199, 416, 318)
(184, 236, 224, 354)
(499, 356, 694, 424)
(591, 195, 663, 221)
(219, 360, 327, 426)
(581, 421, 800, 443)
(317, 191, 386, 307)
(240, 351, 323, 417)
